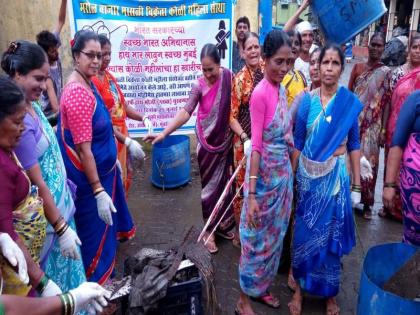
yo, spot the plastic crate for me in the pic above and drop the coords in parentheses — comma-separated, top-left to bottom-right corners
(151, 263, 202, 315)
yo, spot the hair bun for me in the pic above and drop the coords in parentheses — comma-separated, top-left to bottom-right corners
(6, 42, 20, 54)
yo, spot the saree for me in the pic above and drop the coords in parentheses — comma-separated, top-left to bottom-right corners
(92, 71, 131, 194)
(1, 154, 47, 296)
(292, 87, 363, 297)
(231, 63, 264, 223)
(29, 102, 87, 292)
(353, 63, 390, 207)
(57, 83, 135, 284)
(384, 68, 420, 220)
(400, 133, 420, 246)
(239, 86, 294, 297)
(184, 68, 235, 233)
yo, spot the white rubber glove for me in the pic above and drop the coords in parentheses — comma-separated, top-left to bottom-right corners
(58, 226, 81, 260)
(360, 156, 373, 180)
(143, 116, 154, 135)
(351, 191, 361, 207)
(0, 233, 29, 284)
(41, 279, 62, 297)
(95, 191, 117, 226)
(124, 137, 145, 160)
(243, 139, 252, 158)
(69, 282, 111, 315)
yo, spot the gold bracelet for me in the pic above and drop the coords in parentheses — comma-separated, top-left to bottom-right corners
(54, 221, 67, 234)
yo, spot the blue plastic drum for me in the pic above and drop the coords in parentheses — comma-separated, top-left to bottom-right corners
(151, 135, 191, 189)
(357, 243, 420, 315)
(311, 0, 387, 44)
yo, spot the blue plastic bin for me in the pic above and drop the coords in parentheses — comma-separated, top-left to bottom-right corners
(357, 243, 420, 315)
(151, 135, 191, 189)
(311, 0, 387, 44)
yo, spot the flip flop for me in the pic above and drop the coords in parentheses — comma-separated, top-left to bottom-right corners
(203, 236, 219, 254)
(232, 237, 241, 249)
(250, 292, 280, 308)
(215, 230, 235, 240)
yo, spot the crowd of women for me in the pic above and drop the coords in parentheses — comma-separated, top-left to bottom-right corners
(0, 2, 419, 315)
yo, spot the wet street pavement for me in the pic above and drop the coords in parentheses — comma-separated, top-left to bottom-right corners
(116, 60, 403, 314)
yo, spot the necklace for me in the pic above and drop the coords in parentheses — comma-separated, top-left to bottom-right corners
(74, 68, 91, 87)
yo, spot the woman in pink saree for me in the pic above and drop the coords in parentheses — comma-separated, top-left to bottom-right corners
(145, 44, 235, 253)
(382, 36, 420, 220)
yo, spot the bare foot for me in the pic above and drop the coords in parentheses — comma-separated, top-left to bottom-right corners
(288, 288, 302, 315)
(235, 293, 256, 315)
(288, 268, 297, 291)
(203, 233, 218, 254)
(326, 297, 340, 315)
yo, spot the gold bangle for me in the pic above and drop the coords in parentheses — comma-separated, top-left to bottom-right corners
(93, 187, 105, 196)
(249, 175, 258, 180)
(54, 221, 66, 234)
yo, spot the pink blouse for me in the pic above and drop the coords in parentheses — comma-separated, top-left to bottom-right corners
(250, 78, 278, 154)
(60, 82, 95, 144)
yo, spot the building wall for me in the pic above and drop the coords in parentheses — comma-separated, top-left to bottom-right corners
(0, 0, 73, 77)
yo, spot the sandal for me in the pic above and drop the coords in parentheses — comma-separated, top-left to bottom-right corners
(250, 291, 280, 308)
(232, 237, 241, 249)
(215, 230, 235, 240)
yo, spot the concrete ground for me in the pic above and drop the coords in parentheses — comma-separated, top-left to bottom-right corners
(116, 59, 404, 314)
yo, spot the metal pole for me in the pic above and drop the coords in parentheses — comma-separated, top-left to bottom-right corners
(258, 0, 273, 45)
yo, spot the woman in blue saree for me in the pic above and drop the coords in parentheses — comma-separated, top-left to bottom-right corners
(57, 30, 135, 284)
(288, 44, 363, 315)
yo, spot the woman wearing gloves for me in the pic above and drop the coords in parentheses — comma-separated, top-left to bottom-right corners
(2, 40, 87, 293)
(289, 44, 362, 315)
(230, 32, 264, 247)
(93, 34, 152, 194)
(0, 75, 60, 296)
(0, 233, 110, 314)
(145, 44, 235, 254)
(236, 30, 294, 315)
(57, 30, 135, 284)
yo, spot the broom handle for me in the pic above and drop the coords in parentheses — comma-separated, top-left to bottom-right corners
(197, 156, 246, 242)
(204, 182, 244, 245)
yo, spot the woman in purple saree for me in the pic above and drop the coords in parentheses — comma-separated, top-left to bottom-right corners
(145, 44, 235, 254)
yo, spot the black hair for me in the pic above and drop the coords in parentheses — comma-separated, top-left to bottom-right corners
(262, 29, 291, 59)
(98, 34, 111, 48)
(370, 32, 386, 45)
(200, 43, 221, 64)
(236, 16, 250, 29)
(319, 43, 345, 71)
(310, 47, 321, 59)
(410, 35, 420, 48)
(243, 32, 259, 48)
(219, 20, 226, 30)
(1, 40, 47, 77)
(36, 30, 59, 52)
(0, 75, 25, 122)
(286, 29, 302, 47)
(71, 30, 99, 59)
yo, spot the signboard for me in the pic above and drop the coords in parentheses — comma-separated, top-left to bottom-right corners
(69, 0, 233, 136)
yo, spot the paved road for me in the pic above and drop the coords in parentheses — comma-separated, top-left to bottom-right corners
(116, 59, 403, 314)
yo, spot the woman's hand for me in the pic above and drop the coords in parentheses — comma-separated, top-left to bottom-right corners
(246, 196, 260, 229)
(360, 156, 373, 180)
(94, 191, 117, 225)
(41, 279, 62, 297)
(69, 282, 111, 315)
(58, 226, 82, 260)
(383, 187, 396, 209)
(0, 233, 28, 284)
(143, 116, 154, 135)
(143, 133, 165, 145)
(124, 137, 145, 160)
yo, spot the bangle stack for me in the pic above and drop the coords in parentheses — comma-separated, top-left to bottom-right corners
(59, 292, 75, 315)
(240, 131, 249, 143)
(54, 218, 69, 237)
(351, 184, 361, 192)
(35, 274, 49, 294)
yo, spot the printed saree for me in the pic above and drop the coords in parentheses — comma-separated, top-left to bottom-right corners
(353, 63, 390, 207)
(184, 68, 235, 233)
(57, 83, 135, 284)
(292, 87, 363, 297)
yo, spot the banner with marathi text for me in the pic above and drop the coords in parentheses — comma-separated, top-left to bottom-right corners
(69, 0, 233, 136)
